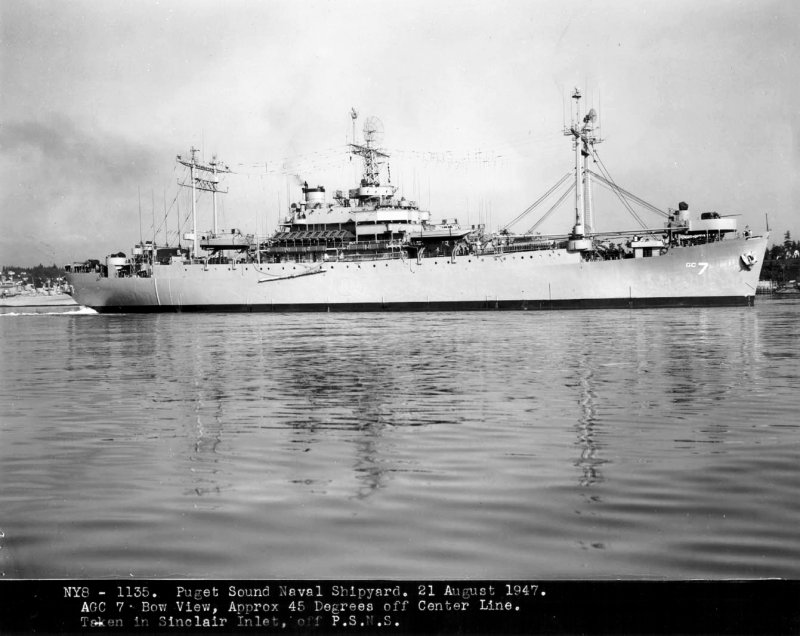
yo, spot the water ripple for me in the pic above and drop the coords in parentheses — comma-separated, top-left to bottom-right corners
(1, 301, 799, 578)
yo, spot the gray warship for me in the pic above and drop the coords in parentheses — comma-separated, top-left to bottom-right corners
(66, 91, 768, 312)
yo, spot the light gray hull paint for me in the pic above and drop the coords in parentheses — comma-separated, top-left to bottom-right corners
(67, 237, 767, 311)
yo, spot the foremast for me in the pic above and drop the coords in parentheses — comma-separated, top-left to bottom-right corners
(565, 89, 601, 250)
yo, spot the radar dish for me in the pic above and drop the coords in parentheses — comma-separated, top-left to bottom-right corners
(363, 116, 384, 147)
(584, 108, 597, 124)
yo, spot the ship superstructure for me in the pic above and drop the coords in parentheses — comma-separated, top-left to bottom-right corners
(65, 94, 768, 312)
(261, 116, 480, 266)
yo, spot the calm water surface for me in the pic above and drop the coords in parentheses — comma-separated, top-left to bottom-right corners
(1, 300, 799, 579)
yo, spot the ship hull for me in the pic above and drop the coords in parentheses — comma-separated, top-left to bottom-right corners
(67, 236, 767, 313)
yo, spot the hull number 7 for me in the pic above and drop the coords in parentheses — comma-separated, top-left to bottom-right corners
(686, 262, 709, 275)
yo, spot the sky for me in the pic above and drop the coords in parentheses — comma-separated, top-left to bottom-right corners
(1, 0, 798, 266)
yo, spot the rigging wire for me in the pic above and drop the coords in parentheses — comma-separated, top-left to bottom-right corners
(526, 181, 576, 235)
(587, 170, 668, 218)
(225, 132, 563, 178)
(152, 187, 182, 240)
(590, 177, 649, 230)
(589, 148, 650, 229)
(502, 172, 572, 230)
(151, 132, 626, 244)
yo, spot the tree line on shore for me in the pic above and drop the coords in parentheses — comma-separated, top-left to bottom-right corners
(766, 231, 800, 260)
(1, 264, 66, 288)
(762, 231, 800, 285)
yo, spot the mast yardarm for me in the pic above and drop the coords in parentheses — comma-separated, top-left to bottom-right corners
(177, 149, 231, 257)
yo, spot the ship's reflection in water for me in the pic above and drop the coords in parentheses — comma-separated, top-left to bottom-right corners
(159, 307, 768, 503)
(2, 303, 799, 578)
(573, 354, 604, 489)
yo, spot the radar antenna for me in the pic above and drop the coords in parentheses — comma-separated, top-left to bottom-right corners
(363, 116, 384, 148)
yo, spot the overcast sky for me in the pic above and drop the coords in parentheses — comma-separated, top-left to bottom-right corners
(1, 0, 797, 266)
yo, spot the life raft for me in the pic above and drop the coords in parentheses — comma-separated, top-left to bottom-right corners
(740, 251, 757, 270)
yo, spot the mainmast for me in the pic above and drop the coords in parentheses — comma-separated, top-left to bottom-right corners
(177, 149, 230, 258)
(349, 115, 389, 187)
(349, 141, 388, 187)
(349, 145, 389, 187)
(347, 115, 395, 211)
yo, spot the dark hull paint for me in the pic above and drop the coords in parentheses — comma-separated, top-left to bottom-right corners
(90, 295, 756, 313)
